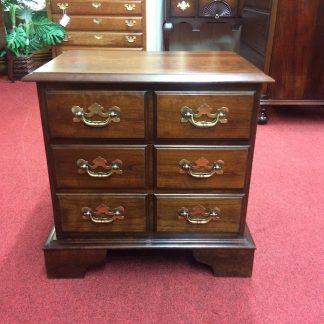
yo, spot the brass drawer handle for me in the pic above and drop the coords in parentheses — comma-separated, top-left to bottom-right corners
(179, 157, 224, 178)
(124, 3, 136, 11)
(82, 204, 125, 224)
(77, 156, 123, 178)
(93, 18, 102, 24)
(178, 206, 221, 224)
(63, 34, 71, 42)
(92, 2, 101, 9)
(125, 19, 136, 28)
(181, 105, 228, 128)
(177, 1, 190, 11)
(72, 103, 121, 128)
(57, 2, 69, 11)
(125, 35, 136, 43)
(94, 34, 103, 40)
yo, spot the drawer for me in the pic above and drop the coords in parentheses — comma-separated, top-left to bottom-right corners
(156, 146, 249, 189)
(51, 0, 144, 15)
(53, 145, 147, 189)
(63, 31, 143, 47)
(58, 194, 147, 233)
(199, 0, 238, 17)
(156, 92, 254, 139)
(156, 195, 242, 233)
(45, 91, 146, 139)
(54, 46, 144, 56)
(170, 0, 196, 17)
(52, 15, 144, 32)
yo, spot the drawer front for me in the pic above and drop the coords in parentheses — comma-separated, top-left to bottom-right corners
(51, 0, 144, 15)
(170, 0, 196, 17)
(156, 92, 254, 139)
(58, 194, 147, 233)
(53, 146, 147, 189)
(52, 15, 144, 32)
(156, 195, 242, 233)
(156, 147, 249, 189)
(54, 46, 144, 56)
(46, 91, 146, 139)
(63, 31, 143, 47)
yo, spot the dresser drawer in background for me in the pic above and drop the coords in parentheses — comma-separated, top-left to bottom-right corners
(52, 145, 147, 189)
(156, 195, 242, 233)
(63, 31, 143, 47)
(156, 146, 249, 189)
(51, 0, 144, 15)
(52, 15, 144, 32)
(45, 91, 146, 139)
(156, 92, 254, 139)
(58, 194, 147, 234)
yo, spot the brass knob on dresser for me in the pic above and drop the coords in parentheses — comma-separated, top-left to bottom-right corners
(125, 19, 136, 28)
(93, 18, 102, 25)
(57, 2, 69, 11)
(181, 104, 228, 128)
(178, 205, 221, 224)
(82, 204, 125, 224)
(94, 34, 103, 40)
(125, 35, 137, 43)
(177, 1, 190, 11)
(179, 157, 224, 178)
(92, 2, 101, 9)
(72, 103, 121, 128)
(124, 3, 136, 11)
(77, 157, 123, 178)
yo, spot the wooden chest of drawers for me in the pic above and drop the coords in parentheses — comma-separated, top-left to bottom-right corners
(24, 50, 273, 278)
(48, 0, 146, 55)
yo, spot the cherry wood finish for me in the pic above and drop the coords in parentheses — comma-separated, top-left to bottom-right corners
(156, 146, 249, 189)
(240, 0, 324, 122)
(47, 0, 146, 55)
(156, 195, 243, 233)
(45, 90, 146, 139)
(58, 194, 147, 234)
(24, 50, 272, 278)
(52, 145, 148, 189)
(156, 91, 254, 139)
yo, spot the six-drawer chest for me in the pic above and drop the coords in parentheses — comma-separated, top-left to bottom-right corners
(24, 50, 273, 278)
(48, 0, 146, 55)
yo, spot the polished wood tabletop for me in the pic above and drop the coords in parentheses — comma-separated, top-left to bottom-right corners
(24, 50, 274, 83)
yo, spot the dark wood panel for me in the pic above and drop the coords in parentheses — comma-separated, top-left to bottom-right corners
(156, 195, 242, 233)
(0, 0, 5, 50)
(198, 0, 238, 17)
(58, 193, 147, 233)
(268, 0, 324, 100)
(45, 90, 146, 139)
(156, 146, 249, 189)
(52, 145, 147, 189)
(156, 91, 254, 140)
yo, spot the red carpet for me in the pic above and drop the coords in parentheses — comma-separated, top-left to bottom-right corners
(0, 76, 323, 323)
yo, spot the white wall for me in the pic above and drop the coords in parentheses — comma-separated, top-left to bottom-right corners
(146, 0, 164, 51)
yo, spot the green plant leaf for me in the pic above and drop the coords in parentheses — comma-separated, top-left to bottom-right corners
(32, 14, 65, 46)
(6, 25, 27, 55)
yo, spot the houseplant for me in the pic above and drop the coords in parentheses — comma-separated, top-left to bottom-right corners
(1, 0, 65, 79)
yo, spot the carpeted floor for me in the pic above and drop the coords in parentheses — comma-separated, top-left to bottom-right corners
(0, 76, 323, 324)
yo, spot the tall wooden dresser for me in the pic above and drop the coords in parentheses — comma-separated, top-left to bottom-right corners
(24, 50, 273, 278)
(48, 0, 146, 55)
